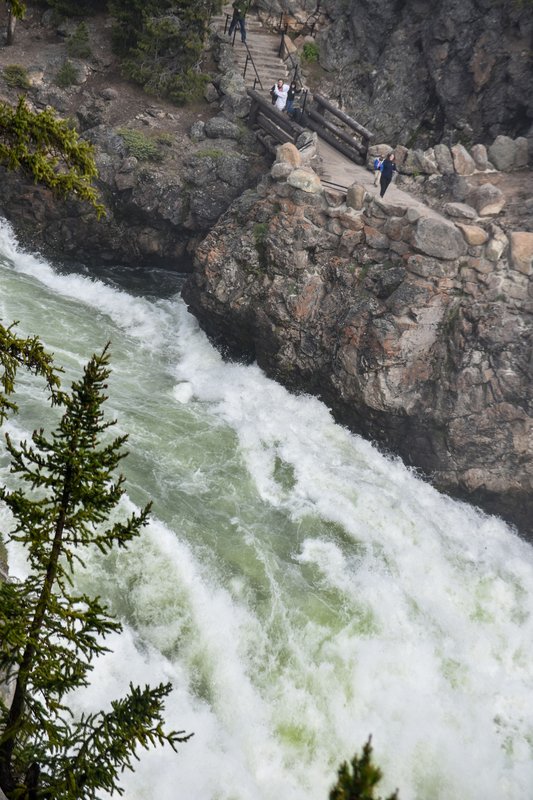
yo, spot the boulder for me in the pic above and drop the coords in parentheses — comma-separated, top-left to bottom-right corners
(434, 144, 454, 174)
(471, 144, 488, 171)
(346, 183, 366, 210)
(271, 162, 293, 180)
(469, 183, 506, 215)
(276, 142, 302, 167)
(287, 168, 323, 194)
(488, 135, 516, 171)
(413, 216, 467, 260)
(219, 70, 250, 118)
(189, 121, 206, 141)
(419, 148, 439, 174)
(101, 87, 118, 101)
(204, 115, 241, 140)
(295, 131, 318, 163)
(204, 82, 220, 104)
(451, 144, 476, 175)
(514, 137, 529, 169)
(401, 149, 424, 175)
(509, 232, 533, 275)
(455, 223, 489, 246)
(443, 202, 477, 220)
(485, 226, 508, 262)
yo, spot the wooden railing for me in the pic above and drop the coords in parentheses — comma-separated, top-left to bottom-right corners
(247, 88, 307, 151)
(300, 92, 373, 165)
(247, 88, 373, 166)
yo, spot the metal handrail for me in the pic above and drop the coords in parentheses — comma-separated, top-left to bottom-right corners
(278, 31, 300, 85)
(223, 11, 263, 90)
(243, 42, 264, 90)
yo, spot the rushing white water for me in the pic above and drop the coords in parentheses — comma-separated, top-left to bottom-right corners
(1, 218, 532, 800)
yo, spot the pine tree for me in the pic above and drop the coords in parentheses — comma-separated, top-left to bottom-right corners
(0, 344, 191, 800)
(329, 737, 399, 800)
(0, 98, 105, 216)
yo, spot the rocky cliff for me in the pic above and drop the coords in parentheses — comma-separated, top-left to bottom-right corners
(183, 144, 532, 536)
(311, 0, 533, 150)
(0, 6, 265, 268)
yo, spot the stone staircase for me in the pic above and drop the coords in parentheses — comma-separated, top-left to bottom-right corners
(214, 4, 291, 95)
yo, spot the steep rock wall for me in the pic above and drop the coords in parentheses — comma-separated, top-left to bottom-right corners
(313, 0, 533, 149)
(183, 154, 532, 536)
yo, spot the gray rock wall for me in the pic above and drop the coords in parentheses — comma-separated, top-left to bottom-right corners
(183, 149, 532, 535)
(315, 0, 533, 151)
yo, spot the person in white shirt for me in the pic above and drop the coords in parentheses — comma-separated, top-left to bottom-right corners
(271, 79, 289, 111)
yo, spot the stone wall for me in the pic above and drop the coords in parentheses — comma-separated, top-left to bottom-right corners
(369, 135, 529, 178)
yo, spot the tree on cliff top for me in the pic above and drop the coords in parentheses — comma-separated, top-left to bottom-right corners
(0, 338, 191, 799)
(109, 0, 222, 104)
(0, 97, 105, 216)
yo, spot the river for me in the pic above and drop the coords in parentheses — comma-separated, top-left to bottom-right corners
(1, 218, 532, 800)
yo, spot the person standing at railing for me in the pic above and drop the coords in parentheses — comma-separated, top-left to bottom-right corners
(271, 78, 290, 111)
(285, 81, 301, 116)
(229, 0, 249, 44)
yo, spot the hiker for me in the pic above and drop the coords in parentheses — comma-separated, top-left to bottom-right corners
(271, 79, 289, 111)
(373, 154, 384, 186)
(380, 152, 396, 198)
(228, 1, 248, 44)
(286, 81, 301, 116)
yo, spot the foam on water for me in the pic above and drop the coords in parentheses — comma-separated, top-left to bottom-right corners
(1, 219, 533, 799)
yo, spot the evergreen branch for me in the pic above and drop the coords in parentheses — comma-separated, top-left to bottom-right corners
(0, 321, 64, 423)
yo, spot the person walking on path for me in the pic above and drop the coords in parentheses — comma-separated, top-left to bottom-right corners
(380, 152, 396, 198)
(271, 79, 289, 111)
(373, 155, 383, 186)
(229, 1, 248, 44)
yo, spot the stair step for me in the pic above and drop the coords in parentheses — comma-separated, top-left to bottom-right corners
(214, 7, 291, 90)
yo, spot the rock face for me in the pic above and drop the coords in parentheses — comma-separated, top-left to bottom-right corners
(183, 162, 532, 536)
(0, 13, 268, 269)
(0, 119, 266, 268)
(315, 0, 533, 150)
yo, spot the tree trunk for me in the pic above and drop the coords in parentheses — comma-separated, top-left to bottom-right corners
(6, 9, 17, 46)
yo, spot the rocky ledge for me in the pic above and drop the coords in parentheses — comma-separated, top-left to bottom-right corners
(183, 144, 532, 536)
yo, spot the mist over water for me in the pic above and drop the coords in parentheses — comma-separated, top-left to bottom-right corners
(1, 219, 532, 800)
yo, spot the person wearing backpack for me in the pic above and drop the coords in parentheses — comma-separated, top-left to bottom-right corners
(373, 155, 384, 186)
(380, 152, 397, 198)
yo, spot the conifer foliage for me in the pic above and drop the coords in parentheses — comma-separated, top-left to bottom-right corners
(0, 98, 105, 216)
(329, 737, 399, 800)
(108, 0, 223, 104)
(0, 342, 191, 800)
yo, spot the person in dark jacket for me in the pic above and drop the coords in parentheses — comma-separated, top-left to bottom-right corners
(228, 1, 248, 43)
(380, 152, 396, 198)
(285, 81, 301, 115)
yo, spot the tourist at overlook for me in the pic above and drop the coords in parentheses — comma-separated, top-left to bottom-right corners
(373, 154, 384, 186)
(286, 81, 301, 116)
(380, 152, 396, 197)
(271, 79, 290, 111)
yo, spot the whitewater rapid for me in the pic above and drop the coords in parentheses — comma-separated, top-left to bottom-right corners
(0, 219, 532, 800)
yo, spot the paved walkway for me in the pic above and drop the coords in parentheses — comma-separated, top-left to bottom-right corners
(317, 140, 441, 216)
